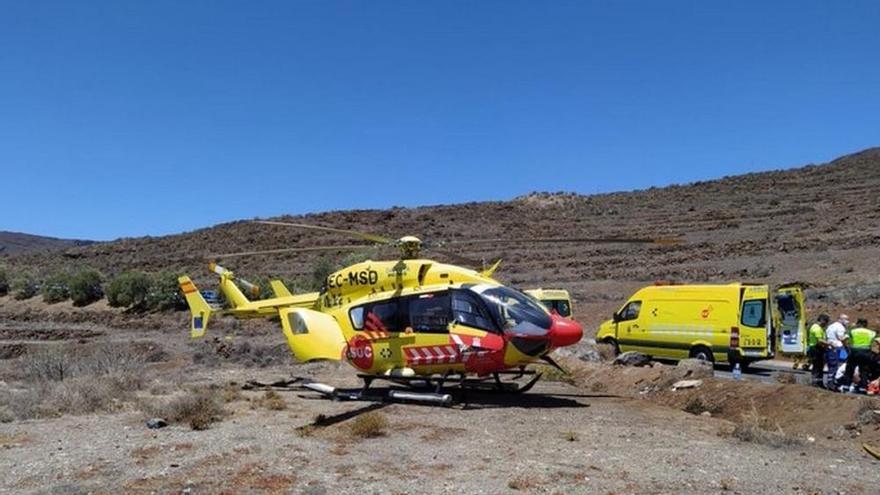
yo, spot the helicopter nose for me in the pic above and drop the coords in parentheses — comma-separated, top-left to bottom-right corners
(548, 314, 583, 349)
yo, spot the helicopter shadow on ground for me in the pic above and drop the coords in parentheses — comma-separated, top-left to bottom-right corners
(293, 385, 614, 412)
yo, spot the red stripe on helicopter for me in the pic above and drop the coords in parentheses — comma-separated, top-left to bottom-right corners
(363, 330, 390, 340)
(364, 312, 387, 333)
(404, 345, 459, 365)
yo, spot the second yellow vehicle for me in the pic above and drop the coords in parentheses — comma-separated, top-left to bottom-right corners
(596, 283, 805, 368)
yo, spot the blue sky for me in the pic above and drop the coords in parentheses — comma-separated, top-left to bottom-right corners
(1, 1, 878, 241)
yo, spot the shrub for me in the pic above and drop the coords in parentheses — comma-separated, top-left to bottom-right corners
(41, 272, 71, 304)
(349, 411, 388, 438)
(23, 344, 145, 382)
(146, 272, 186, 310)
(4, 344, 147, 420)
(23, 346, 76, 382)
(258, 390, 287, 410)
(731, 405, 802, 447)
(11, 274, 39, 300)
(0, 269, 8, 295)
(310, 256, 337, 291)
(106, 271, 152, 309)
(148, 388, 225, 430)
(68, 270, 103, 306)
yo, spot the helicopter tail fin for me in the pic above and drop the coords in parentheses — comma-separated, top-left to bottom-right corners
(179, 276, 212, 338)
(210, 262, 253, 308)
(270, 279, 293, 298)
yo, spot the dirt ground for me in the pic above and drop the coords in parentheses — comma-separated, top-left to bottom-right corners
(2, 315, 879, 495)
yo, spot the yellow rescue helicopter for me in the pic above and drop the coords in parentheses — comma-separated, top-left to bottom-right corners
(179, 221, 677, 405)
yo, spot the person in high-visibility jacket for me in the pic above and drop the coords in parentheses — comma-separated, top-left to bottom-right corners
(807, 314, 830, 387)
(842, 318, 877, 391)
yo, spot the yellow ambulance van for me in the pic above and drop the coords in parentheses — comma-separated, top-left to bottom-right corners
(596, 283, 805, 368)
(524, 288, 573, 318)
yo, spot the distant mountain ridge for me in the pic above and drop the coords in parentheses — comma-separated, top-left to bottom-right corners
(0, 231, 96, 255)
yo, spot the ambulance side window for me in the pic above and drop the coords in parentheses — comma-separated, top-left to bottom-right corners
(619, 301, 641, 321)
(741, 300, 766, 328)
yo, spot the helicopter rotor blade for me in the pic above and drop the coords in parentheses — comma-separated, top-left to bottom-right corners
(422, 246, 486, 267)
(254, 220, 394, 245)
(441, 236, 683, 246)
(209, 244, 379, 259)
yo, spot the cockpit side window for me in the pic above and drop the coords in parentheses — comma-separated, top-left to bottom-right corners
(452, 290, 499, 333)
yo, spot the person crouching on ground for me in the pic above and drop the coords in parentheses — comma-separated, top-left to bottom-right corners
(824, 314, 850, 390)
(864, 338, 880, 395)
(807, 314, 830, 387)
(841, 319, 877, 392)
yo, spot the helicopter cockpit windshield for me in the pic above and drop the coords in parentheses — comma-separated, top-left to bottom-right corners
(469, 284, 552, 337)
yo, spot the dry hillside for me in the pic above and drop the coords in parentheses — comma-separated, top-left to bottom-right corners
(0, 231, 94, 255)
(3, 147, 879, 329)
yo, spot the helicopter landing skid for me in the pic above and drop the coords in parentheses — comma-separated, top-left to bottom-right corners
(302, 380, 454, 407)
(356, 370, 544, 395)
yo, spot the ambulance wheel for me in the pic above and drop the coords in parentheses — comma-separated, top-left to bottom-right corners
(602, 338, 620, 356)
(689, 346, 714, 363)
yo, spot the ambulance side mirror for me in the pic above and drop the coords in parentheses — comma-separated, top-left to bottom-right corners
(612, 312, 621, 323)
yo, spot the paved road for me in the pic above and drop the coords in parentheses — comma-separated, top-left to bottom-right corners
(714, 359, 809, 384)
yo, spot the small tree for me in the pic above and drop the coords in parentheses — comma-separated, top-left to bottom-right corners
(106, 271, 152, 309)
(68, 270, 103, 306)
(41, 271, 71, 304)
(0, 269, 8, 295)
(146, 272, 186, 311)
(310, 256, 338, 291)
(11, 273, 39, 300)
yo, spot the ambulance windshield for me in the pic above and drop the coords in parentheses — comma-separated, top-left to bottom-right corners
(469, 285, 552, 336)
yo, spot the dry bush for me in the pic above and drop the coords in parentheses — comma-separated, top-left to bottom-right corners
(540, 365, 574, 384)
(508, 475, 542, 491)
(222, 383, 242, 403)
(23, 344, 146, 382)
(1, 344, 147, 421)
(683, 395, 722, 415)
(563, 431, 578, 442)
(349, 412, 388, 438)
(856, 400, 880, 425)
(257, 390, 286, 410)
(43, 375, 132, 415)
(0, 405, 14, 423)
(143, 387, 226, 430)
(731, 405, 802, 447)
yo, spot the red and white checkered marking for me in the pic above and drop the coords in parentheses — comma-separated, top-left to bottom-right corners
(404, 345, 459, 365)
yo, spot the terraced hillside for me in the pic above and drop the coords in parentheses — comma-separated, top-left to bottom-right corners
(3, 147, 879, 329)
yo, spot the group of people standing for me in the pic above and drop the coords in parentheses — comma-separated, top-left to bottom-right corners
(807, 314, 880, 393)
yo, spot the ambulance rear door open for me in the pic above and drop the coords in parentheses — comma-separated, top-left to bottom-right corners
(775, 285, 806, 355)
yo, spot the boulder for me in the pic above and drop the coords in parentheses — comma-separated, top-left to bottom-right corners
(146, 418, 168, 429)
(675, 359, 715, 379)
(613, 351, 651, 367)
(555, 342, 603, 363)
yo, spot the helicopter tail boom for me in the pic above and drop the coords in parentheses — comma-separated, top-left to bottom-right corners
(178, 276, 213, 338)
